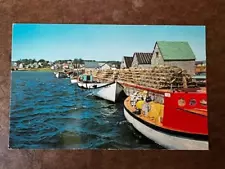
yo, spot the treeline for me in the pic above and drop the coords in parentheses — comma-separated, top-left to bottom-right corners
(15, 58, 121, 68)
(16, 59, 49, 67)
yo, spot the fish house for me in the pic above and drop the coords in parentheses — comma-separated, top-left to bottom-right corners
(151, 41, 196, 75)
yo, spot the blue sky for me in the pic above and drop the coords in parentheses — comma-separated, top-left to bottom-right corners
(12, 24, 206, 61)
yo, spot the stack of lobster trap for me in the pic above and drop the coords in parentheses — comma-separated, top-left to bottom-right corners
(92, 65, 197, 89)
(130, 66, 196, 89)
(117, 69, 134, 83)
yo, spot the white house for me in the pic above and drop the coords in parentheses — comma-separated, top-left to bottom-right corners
(38, 62, 43, 67)
(98, 63, 111, 70)
(19, 63, 24, 69)
(33, 62, 39, 68)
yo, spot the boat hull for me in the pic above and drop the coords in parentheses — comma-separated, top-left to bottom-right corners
(124, 108, 208, 150)
(71, 79, 78, 84)
(91, 82, 124, 102)
(77, 82, 110, 89)
(55, 72, 67, 78)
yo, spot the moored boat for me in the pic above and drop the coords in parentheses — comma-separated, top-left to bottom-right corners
(55, 71, 68, 78)
(123, 87, 208, 150)
(77, 74, 125, 102)
(91, 82, 124, 102)
(77, 74, 109, 89)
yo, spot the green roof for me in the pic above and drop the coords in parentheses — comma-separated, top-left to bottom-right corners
(157, 41, 196, 61)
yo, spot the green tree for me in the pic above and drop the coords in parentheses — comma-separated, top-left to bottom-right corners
(73, 58, 78, 68)
(38, 59, 46, 63)
(79, 58, 84, 64)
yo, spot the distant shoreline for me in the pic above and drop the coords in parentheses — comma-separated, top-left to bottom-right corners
(12, 68, 55, 72)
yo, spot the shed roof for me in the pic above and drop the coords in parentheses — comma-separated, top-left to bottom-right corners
(123, 56, 133, 68)
(156, 41, 196, 61)
(133, 53, 152, 64)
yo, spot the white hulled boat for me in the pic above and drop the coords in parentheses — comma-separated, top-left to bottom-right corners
(77, 74, 124, 102)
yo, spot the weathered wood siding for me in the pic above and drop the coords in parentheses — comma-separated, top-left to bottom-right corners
(151, 43, 195, 75)
(120, 57, 126, 68)
(137, 64, 152, 68)
(131, 54, 139, 67)
(164, 60, 195, 75)
(151, 44, 164, 66)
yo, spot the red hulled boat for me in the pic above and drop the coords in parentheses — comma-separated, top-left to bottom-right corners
(119, 81, 208, 150)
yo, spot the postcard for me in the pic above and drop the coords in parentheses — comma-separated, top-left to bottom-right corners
(10, 24, 207, 150)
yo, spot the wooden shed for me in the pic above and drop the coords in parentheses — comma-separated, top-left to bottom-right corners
(121, 56, 133, 69)
(151, 41, 196, 75)
(131, 52, 152, 68)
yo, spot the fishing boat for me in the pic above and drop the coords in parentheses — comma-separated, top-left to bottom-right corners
(90, 81, 124, 102)
(122, 81, 208, 150)
(55, 71, 68, 78)
(77, 74, 109, 89)
(77, 74, 124, 102)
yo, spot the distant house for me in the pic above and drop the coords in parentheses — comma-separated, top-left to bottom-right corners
(84, 61, 99, 69)
(48, 62, 53, 66)
(67, 60, 72, 64)
(62, 63, 69, 69)
(26, 64, 34, 69)
(11, 61, 17, 67)
(151, 41, 196, 75)
(98, 63, 111, 70)
(33, 62, 39, 68)
(38, 62, 43, 67)
(195, 60, 206, 73)
(121, 56, 133, 69)
(195, 60, 206, 67)
(131, 53, 152, 68)
(18, 63, 24, 69)
(111, 64, 117, 70)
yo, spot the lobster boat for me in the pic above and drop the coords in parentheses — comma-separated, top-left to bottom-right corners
(122, 83, 208, 150)
(77, 74, 124, 102)
(77, 74, 109, 89)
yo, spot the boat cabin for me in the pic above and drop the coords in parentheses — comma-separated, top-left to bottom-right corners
(79, 74, 94, 82)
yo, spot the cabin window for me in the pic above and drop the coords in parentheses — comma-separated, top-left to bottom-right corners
(178, 98, 186, 107)
(87, 75, 90, 81)
(189, 99, 197, 106)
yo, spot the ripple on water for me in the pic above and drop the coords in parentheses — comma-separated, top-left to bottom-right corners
(10, 71, 163, 149)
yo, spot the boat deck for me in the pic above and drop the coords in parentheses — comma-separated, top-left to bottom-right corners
(124, 97, 163, 126)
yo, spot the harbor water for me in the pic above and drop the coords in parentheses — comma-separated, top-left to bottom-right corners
(10, 71, 164, 149)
